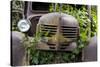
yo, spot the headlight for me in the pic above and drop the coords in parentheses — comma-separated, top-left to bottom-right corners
(17, 19, 31, 32)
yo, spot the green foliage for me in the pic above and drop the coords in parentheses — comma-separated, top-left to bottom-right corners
(91, 6, 97, 36)
(47, 4, 97, 63)
(12, 1, 97, 65)
(22, 30, 43, 64)
(23, 4, 97, 65)
(11, 0, 24, 31)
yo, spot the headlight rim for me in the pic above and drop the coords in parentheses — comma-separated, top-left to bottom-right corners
(17, 19, 31, 32)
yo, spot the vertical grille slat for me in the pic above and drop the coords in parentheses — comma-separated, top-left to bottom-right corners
(42, 30, 56, 32)
(62, 31, 77, 33)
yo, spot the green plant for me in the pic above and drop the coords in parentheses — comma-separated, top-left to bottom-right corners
(11, 0, 24, 31)
(22, 31, 42, 65)
(28, 4, 97, 65)
(49, 4, 97, 62)
(12, 2, 97, 64)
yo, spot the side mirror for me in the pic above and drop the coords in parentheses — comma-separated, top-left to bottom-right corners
(17, 19, 31, 32)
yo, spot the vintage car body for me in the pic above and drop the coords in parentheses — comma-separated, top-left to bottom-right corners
(36, 12, 79, 51)
(83, 35, 97, 61)
(11, 1, 97, 66)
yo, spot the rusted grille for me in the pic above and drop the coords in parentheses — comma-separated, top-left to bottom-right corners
(61, 26, 78, 41)
(39, 24, 78, 50)
(41, 24, 57, 37)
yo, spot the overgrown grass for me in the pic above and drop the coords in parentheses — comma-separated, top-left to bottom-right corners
(12, 1, 97, 65)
